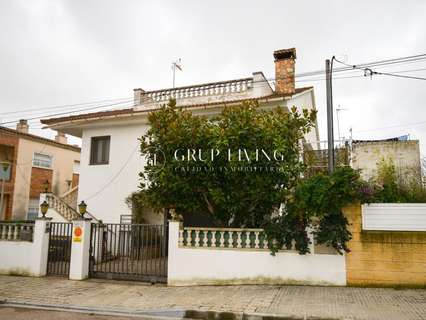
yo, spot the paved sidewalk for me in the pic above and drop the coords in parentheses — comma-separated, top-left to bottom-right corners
(0, 276, 425, 320)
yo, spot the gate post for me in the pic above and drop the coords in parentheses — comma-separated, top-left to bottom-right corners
(32, 217, 52, 276)
(69, 218, 92, 280)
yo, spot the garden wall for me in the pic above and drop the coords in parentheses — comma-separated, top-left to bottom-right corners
(167, 221, 346, 286)
(344, 205, 426, 287)
(0, 219, 50, 276)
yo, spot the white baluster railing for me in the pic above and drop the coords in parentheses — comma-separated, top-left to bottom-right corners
(0, 222, 35, 242)
(144, 78, 253, 104)
(180, 227, 273, 250)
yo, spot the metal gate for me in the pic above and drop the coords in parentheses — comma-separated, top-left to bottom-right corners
(47, 222, 72, 276)
(89, 223, 168, 283)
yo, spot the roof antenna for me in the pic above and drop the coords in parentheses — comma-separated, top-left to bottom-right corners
(172, 59, 182, 88)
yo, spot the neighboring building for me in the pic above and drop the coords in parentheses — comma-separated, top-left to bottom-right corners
(41, 48, 320, 223)
(0, 120, 80, 220)
(351, 138, 421, 183)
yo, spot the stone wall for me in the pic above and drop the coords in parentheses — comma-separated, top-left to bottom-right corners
(344, 205, 426, 287)
(351, 140, 421, 183)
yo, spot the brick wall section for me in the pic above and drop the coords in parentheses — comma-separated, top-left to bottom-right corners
(275, 58, 295, 95)
(29, 167, 53, 198)
(344, 205, 426, 287)
(71, 173, 79, 188)
(0, 134, 19, 220)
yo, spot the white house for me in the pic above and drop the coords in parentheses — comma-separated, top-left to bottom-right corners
(41, 48, 319, 223)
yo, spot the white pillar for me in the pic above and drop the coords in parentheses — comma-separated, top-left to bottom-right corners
(69, 218, 91, 280)
(31, 217, 52, 276)
(167, 220, 181, 286)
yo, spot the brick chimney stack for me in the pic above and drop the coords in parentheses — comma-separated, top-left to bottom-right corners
(16, 119, 29, 133)
(55, 132, 68, 144)
(273, 48, 296, 95)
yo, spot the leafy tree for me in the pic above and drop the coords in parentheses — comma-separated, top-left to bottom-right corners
(138, 99, 316, 228)
(136, 99, 361, 255)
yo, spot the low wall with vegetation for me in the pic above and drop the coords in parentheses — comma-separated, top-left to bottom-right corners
(344, 205, 426, 287)
(167, 221, 347, 286)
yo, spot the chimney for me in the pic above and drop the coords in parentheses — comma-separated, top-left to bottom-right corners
(273, 48, 296, 95)
(55, 131, 68, 144)
(133, 88, 145, 106)
(16, 119, 29, 133)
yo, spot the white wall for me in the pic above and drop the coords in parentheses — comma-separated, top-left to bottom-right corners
(0, 241, 34, 275)
(167, 222, 346, 286)
(351, 141, 421, 182)
(79, 123, 149, 223)
(0, 219, 50, 276)
(362, 203, 426, 231)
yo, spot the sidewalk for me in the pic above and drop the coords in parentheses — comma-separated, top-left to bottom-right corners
(0, 276, 425, 320)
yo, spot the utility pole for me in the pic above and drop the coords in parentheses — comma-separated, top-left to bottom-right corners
(326, 59, 335, 174)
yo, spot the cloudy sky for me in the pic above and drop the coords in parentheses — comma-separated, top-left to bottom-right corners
(1, 0, 426, 152)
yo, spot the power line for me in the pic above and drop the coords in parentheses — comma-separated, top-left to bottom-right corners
(333, 57, 426, 81)
(0, 99, 134, 125)
(0, 96, 132, 116)
(2, 53, 426, 125)
(354, 119, 426, 133)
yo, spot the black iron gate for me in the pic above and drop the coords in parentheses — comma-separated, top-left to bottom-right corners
(89, 223, 168, 283)
(47, 222, 72, 276)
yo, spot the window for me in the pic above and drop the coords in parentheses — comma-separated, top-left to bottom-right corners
(33, 153, 53, 169)
(27, 198, 40, 220)
(90, 136, 110, 165)
(0, 162, 11, 181)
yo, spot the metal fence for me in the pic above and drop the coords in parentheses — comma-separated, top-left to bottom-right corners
(47, 222, 72, 276)
(90, 223, 168, 283)
(303, 147, 349, 177)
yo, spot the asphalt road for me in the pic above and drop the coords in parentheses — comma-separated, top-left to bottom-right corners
(0, 307, 143, 320)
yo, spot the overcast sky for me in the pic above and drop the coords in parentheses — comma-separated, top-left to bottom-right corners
(1, 0, 426, 152)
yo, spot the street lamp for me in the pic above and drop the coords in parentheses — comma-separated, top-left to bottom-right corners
(78, 201, 87, 218)
(40, 200, 49, 218)
(42, 180, 50, 193)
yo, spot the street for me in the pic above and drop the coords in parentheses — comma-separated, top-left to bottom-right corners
(0, 307, 141, 320)
(0, 276, 425, 320)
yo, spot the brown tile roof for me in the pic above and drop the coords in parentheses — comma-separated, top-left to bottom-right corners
(0, 126, 81, 152)
(41, 87, 313, 126)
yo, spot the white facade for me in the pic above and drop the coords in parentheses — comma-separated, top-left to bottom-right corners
(78, 122, 150, 223)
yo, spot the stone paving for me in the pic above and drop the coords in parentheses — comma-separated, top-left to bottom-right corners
(0, 275, 425, 320)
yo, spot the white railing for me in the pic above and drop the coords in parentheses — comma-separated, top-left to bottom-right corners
(179, 227, 273, 250)
(46, 194, 80, 221)
(145, 78, 253, 103)
(60, 186, 78, 208)
(0, 222, 34, 242)
(46, 193, 100, 223)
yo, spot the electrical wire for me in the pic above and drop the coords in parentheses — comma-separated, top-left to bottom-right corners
(0, 99, 134, 125)
(2, 53, 426, 123)
(0, 96, 133, 116)
(1, 53, 426, 128)
(84, 143, 139, 201)
(334, 57, 426, 81)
